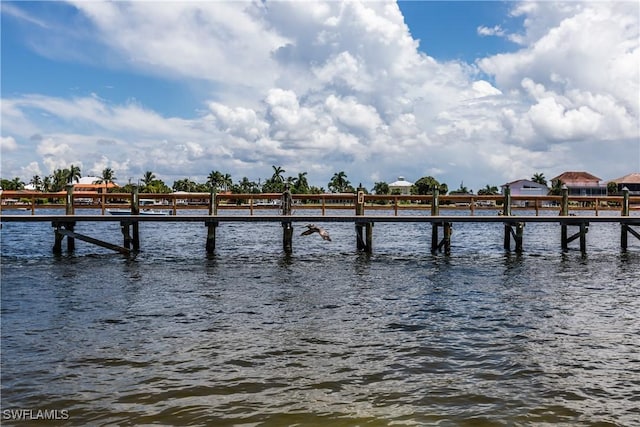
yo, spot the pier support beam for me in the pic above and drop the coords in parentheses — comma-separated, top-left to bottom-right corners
(620, 187, 640, 250)
(355, 187, 373, 253)
(430, 187, 451, 255)
(130, 185, 140, 252)
(561, 221, 589, 253)
(282, 185, 293, 253)
(431, 222, 452, 255)
(559, 185, 588, 253)
(65, 184, 75, 252)
(206, 189, 218, 254)
(504, 221, 524, 253)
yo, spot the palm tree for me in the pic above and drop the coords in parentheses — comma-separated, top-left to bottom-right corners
(549, 179, 564, 195)
(96, 168, 116, 192)
(293, 172, 309, 194)
(221, 173, 233, 192)
(207, 170, 223, 191)
(271, 166, 285, 184)
(51, 168, 68, 191)
(30, 175, 43, 191)
(67, 164, 81, 184)
(328, 171, 350, 193)
(43, 176, 52, 192)
(477, 185, 499, 195)
(142, 171, 156, 188)
(449, 182, 472, 195)
(531, 172, 547, 185)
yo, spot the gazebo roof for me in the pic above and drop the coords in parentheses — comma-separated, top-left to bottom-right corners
(389, 176, 413, 187)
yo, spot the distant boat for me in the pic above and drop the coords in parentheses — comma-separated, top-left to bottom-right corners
(108, 209, 169, 216)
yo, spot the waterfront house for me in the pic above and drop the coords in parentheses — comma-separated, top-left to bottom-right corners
(607, 173, 640, 195)
(501, 179, 549, 196)
(388, 177, 413, 195)
(73, 176, 119, 193)
(551, 171, 606, 196)
(501, 179, 549, 207)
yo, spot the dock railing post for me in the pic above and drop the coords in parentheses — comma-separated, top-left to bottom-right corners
(206, 188, 218, 254)
(621, 187, 629, 250)
(281, 184, 293, 253)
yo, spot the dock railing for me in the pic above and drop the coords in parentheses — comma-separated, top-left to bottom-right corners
(1, 190, 639, 216)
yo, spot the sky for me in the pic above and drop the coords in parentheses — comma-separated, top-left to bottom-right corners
(1, 0, 639, 192)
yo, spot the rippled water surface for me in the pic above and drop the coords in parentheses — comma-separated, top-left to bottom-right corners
(2, 211, 639, 426)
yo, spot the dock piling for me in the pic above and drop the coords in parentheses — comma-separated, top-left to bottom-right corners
(131, 185, 140, 251)
(430, 187, 451, 254)
(355, 187, 373, 253)
(559, 185, 588, 253)
(502, 186, 524, 253)
(206, 189, 218, 254)
(282, 185, 293, 253)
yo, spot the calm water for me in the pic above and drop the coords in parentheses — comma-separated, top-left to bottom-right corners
(1, 210, 639, 426)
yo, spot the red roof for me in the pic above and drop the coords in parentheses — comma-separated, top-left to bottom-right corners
(551, 171, 601, 184)
(607, 173, 640, 184)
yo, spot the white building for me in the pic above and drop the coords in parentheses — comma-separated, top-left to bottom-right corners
(388, 176, 413, 195)
(501, 179, 549, 196)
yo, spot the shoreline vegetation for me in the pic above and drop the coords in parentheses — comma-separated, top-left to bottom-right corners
(0, 165, 625, 197)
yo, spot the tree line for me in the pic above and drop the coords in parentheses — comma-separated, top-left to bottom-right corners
(1, 166, 571, 196)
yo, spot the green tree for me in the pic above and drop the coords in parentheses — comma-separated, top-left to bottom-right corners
(271, 166, 285, 184)
(43, 176, 52, 192)
(411, 176, 448, 195)
(372, 182, 389, 195)
(221, 173, 233, 192)
(51, 169, 69, 192)
(97, 167, 116, 184)
(95, 168, 116, 193)
(328, 171, 351, 193)
(67, 164, 82, 184)
(531, 172, 547, 185)
(549, 179, 564, 195)
(30, 175, 43, 191)
(449, 182, 472, 195)
(292, 172, 309, 194)
(607, 181, 619, 195)
(477, 185, 499, 195)
(0, 177, 24, 190)
(172, 178, 197, 192)
(142, 171, 156, 190)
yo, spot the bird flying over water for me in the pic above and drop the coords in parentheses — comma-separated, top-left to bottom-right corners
(301, 224, 331, 241)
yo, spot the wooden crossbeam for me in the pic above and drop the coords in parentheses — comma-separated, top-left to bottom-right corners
(56, 228, 130, 254)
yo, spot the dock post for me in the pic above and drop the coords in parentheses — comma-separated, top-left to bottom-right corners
(560, 185, 570, 251)
(430, 187, 450, 254)
(53, 222, 64, 254)
(206, 189, 218, 254)
(131, 185, 140, 251)
(431, 187, 439, 254)
(621, 187, 629, 250)
(355, 186, 372, 253)
(65, 184, 75, 252)
(281, 184, 293, 253)
(503, 186, 511, 249)
(502, 186, 524, 252)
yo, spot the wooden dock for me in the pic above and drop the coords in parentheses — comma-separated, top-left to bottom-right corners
(1, 185, 639, 255)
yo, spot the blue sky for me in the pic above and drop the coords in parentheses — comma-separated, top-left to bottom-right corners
(1, 1, 638, 191)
